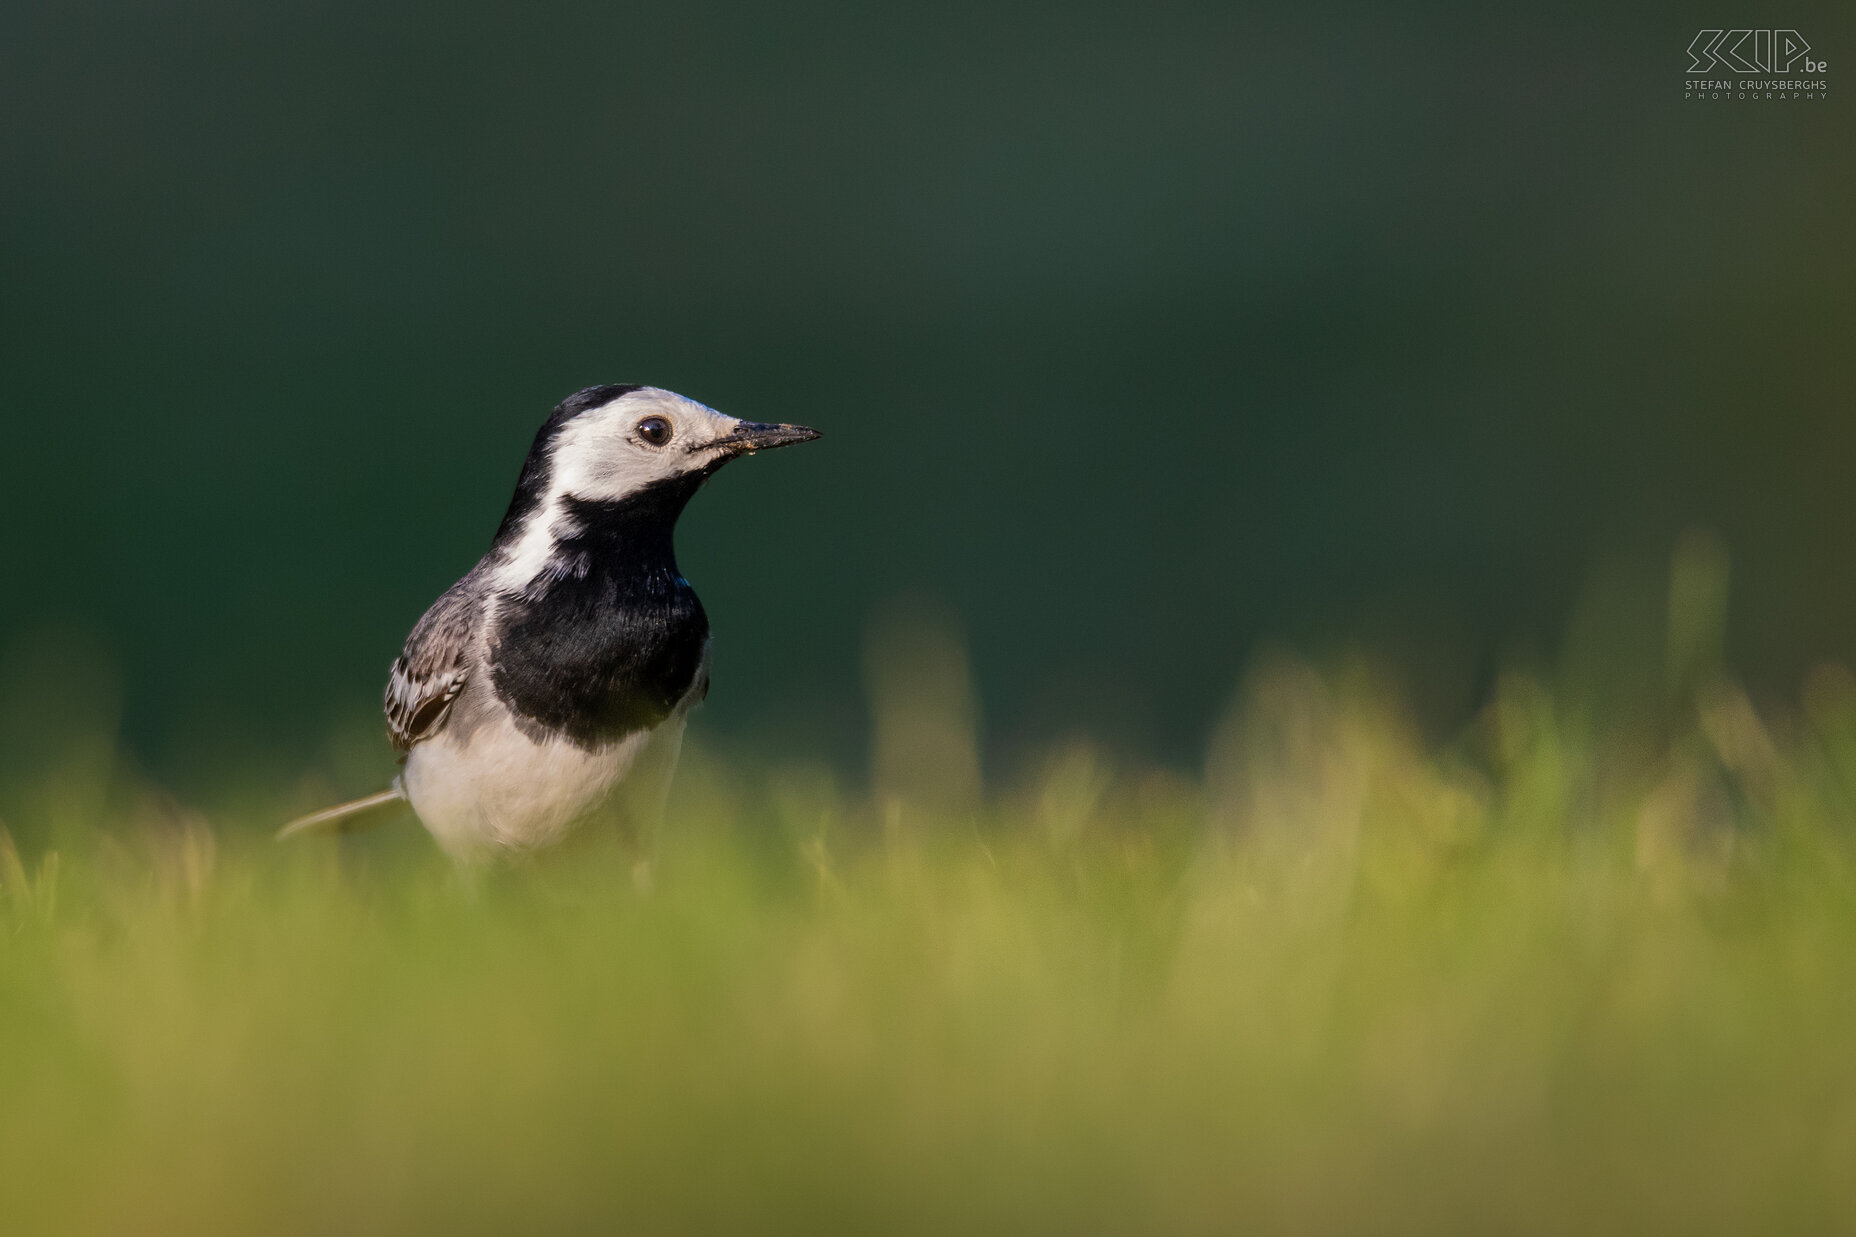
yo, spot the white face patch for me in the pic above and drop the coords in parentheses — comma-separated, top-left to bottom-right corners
(550, 387, 743, 502)
(493, 387, 743, 591)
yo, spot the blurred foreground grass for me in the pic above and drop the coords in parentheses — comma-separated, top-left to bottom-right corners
(8, 545, 1856, 1233)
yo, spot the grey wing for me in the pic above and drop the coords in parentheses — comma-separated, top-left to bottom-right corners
(385, 567, 487, 752)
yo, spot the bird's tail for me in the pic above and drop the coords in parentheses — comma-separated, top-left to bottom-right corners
(276, 786, 406, 842)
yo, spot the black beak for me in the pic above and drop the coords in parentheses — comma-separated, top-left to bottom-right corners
(707, 421, 822, 456)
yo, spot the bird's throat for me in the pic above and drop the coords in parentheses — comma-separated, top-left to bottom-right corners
(489, 479, 712, 749)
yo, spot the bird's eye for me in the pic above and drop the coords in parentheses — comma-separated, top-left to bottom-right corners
(636, 416, 672, 446)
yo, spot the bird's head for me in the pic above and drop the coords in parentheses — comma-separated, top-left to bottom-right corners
(539, 385, 821, 503)
(492, 385, 820, 557)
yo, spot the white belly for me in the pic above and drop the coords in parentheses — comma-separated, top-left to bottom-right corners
(400, 709, 660, 861)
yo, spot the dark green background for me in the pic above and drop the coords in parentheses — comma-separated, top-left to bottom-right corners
(2, 2, 1850, 791)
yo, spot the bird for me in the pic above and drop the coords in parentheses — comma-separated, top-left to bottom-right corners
(278, 384, 820, 862)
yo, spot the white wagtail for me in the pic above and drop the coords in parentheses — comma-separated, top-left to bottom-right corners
(279, 384, 820, 860)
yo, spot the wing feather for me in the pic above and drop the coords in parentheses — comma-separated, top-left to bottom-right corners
(385, 568, 486, 752)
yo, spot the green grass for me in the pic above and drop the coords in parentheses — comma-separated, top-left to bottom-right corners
(9, 637, 1856, 1231)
